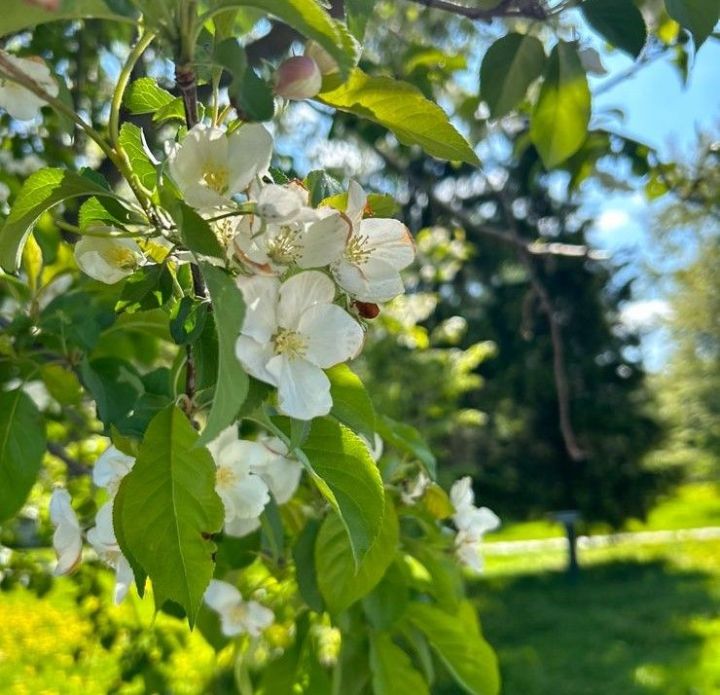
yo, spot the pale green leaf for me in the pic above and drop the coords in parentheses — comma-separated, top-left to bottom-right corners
(328, 363, 376, 441)
(376, 414, 437, 479)
(0, 0, 133, 37)
(114, 405, 224, 624)
(369, 632, 430, 695)
(480, 33, 546, 118)
(0, 390, 46, 523)
(530, 41, 590, 168)
(124, 77, 175, 115)
(315, 496, 398, 614)
(118, 123, 157, 192)
(318, 68, 479, 165)
(406, 602, 500, 695)
(300, 417, 385, 565)
(666, 0, 720, 47)
(196, 262, 249, 446)
(0, 169, 121, 272)
(345, 0, 374, 39)
(176, 204, 225, 259)
(581, 0, 647, 58)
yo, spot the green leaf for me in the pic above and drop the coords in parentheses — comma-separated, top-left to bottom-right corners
(305, 170, 343, 207)
(213, 0, 354, 77)
(118, 123, 157, 192)
(375, 414, 436, 479)
(318, 68, 479, 165)
(315, 496, 398, 614)
(0, 169, 122, 272)
(79, 196, 142, 231)
(0, 0, 134, 37)
(114, 405, 224, 625)
(666, 0, 720, 47)
(40, 364, 83, 405)
(0, 390, 46, 523)
(362, 561, 409, 629)
(176, 204, 225, 259)
(196, 263, 249, 446)
(300, 417, 385, 565)
(123, 77, 175, 115)
(170, 296, 209, 346)
(480, 33, 546, 118)
(581, 0, 647, 58)
(530, 41, 590, 169)
(327, 364, 376, 442)
(292, 519, 324, 612)
(153, 97, 187, 123)
(345, 0, 374, 39)
(406, 602, 500, 695)
(369, 632, 430, 695)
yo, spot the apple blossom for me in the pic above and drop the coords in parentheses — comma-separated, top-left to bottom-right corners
(0, 52, 59, 121)
(204, 579, 274, 637)
(49, 488, 82, 576)
(74, 235, 144, 284)
(450, 476, 500, 573)
(233, 183, 349, 274)
(167, 123, 272, 209)
(274, 56, 323, 100)
(93, 445, 135, 497)
(235, 271, 364, 419)
(208, 427, 270, 535)
(401, 471, 431, 506)
(86, 502, 134, 604)
(254, 435, 303, 504)
(331, 181, 415, 302)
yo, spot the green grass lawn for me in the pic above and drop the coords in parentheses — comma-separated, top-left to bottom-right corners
(2, 483, 720, 694)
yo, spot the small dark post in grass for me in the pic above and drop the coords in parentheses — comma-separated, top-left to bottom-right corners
(552, 510, 581, 582)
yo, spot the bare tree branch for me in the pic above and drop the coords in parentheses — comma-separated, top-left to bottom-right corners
(406, 0, 547, 21)
(47, 442, 91, 478)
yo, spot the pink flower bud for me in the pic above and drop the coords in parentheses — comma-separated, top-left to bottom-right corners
(304, 41, 340, 76)
(24, 0, 60, 9)
(274, 56, 322, 100)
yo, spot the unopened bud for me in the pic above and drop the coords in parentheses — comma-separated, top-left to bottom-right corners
(304, 41, 340, 76)
(24, 0, 60, 9)
(354, 301, 380, 319)
(274, 56, 322, 100)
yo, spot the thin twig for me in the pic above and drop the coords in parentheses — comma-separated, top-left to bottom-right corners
(47, 442, 91, 477)
(407, 0, 547, 21)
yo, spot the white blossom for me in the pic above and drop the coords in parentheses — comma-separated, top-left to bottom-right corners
(233, 182, 349, 274)
(331, 181, 415, 302)
(255, 435, 303, 504)
(235, 271, 364, 420)
(401, 471, 431, 506)
(167, 123, 272, 210)
(0, 52, 58, 121)
(204, 579, 274, 637)
(449, 476, 500, 573)
(86, 501, 134, 604)
(49, 488, 82, 576)
(93, 445, 135, 497)
(209, 428, 271, 533)
(74, 235, 143, 284)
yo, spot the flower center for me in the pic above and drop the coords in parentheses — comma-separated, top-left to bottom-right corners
(203, 165, 229, 194)
(228, 602, 248, 625)
(103, 246, 137, 270)
(216, 465, 237, 489)
(273, 327, 308, 359)
(266, 225, 302, 265)
(344, 234, 372, 265)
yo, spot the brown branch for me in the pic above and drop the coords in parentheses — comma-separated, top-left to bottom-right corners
(47, 442, 91, 478)
(407, 0, 547, 21)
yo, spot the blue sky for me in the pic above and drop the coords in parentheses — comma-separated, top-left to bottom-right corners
(584, 40, 720, 370)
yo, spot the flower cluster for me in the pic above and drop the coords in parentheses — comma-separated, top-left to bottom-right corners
(449, 476, 500, 573)
(168, 124, 415, 420)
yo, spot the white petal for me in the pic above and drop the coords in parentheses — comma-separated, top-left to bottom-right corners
(221, 472, 270, 521)
(297, 211, 350, 268)
(360, 218, 415, 271)
(298, 304, 364, 368)
(243, 601, 275, 636)
(227, 124, 273, 192)
(345, 180, 367, 230)
(93, 445, 135, 495)
(253, 443, 303, 504)
(207, 425, 241, 464)
(458, 506, 501, 538)
(255, 184, 305, 223)
(277, 271, 335, 329)
(235, 335, 277, 386)
(224, 516, 261, 537)
(0, 54, 57, 120)
(236, 274, 279, 343)
(49, 489, 82, 576)
(114, 555, 134, 604)
(74, 236, 143, 284)
(267, 355, 332, 420)
(205, 578, 242, 613)
(450, 477, 474, 514)
(333, 257, 405, 302)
